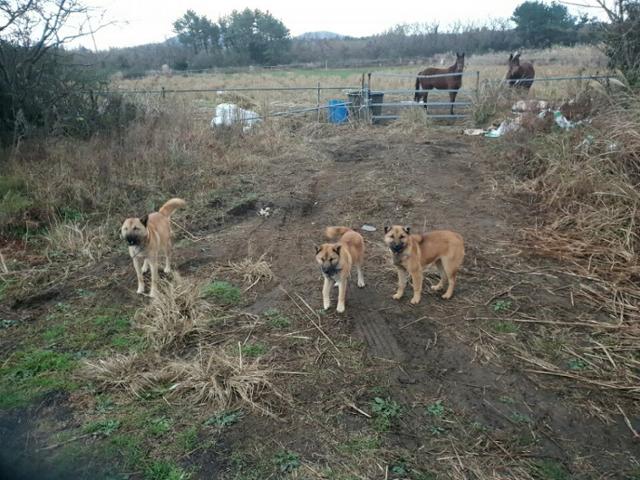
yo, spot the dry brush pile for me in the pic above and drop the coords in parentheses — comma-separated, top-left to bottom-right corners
(83, 274, 283, 415)
(501, 89, 640, 399)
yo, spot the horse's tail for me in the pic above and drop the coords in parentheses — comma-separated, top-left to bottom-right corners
(414, 76, 421, 102)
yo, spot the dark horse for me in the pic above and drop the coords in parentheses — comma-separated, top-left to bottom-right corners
(506, 52, 535, 90)
(414, 52, 465, 115)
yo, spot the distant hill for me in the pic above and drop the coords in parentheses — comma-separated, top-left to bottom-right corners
(297, 31, 344, 40)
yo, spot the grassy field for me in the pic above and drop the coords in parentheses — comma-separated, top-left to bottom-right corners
(1, 44, 639, 479)
(112, 45, 610, 117)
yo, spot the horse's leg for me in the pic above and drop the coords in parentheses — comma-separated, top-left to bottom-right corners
(449, 91, 457, 116)
(423, 91, 429, 113)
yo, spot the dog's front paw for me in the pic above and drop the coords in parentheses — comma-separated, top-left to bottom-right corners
(441, 292, 453, 300)
(392, 292, 403, 300)
(410, 296, 421, 305)
(149, 289, 159, 299)
(164, 267, 172, 274)
(431, 284, 443, 291)
(323, 302, 331, 310)
(357, 281, 365, 288)
(336, 303, 345, 313)
(136, 286, 145, 295)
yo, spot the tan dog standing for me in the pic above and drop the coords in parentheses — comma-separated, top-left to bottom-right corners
(384, 225, 464, 304)
(120, 198, 186, 298)
(315, 226, 365, 313)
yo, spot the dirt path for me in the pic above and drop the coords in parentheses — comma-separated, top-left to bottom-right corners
(2, 127, 638, 479)
(187, 128, 637, 476)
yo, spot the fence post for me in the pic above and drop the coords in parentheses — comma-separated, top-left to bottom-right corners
(161, 86, 166, 100)
(475, 71, 480, 102)
(317, 82, 321, 123)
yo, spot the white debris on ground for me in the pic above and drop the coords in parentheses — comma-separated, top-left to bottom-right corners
(482, 99, 579, 137)
(511, 99, 550, 113)
(258, 207, 271, 218)
(210, 103, 261, 132)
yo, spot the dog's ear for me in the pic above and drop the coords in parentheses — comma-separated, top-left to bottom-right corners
(314, 246, 320, 254)
(140, 214, 148, 227)
(333, 245, 341, 255)
(384, 226, 390, 233)
(403, 226, 411, 234)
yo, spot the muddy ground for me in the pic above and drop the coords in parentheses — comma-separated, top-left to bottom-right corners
(1, 126, 638, 479)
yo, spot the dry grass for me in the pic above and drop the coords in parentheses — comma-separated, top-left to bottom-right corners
(44, 221, 110, 263)
(500, 90, 640, 398)
(134, 274, 210, 351)
(220, 253, 274, 290)
(82, 352, 161, 397)
(163, 347, 281, 414)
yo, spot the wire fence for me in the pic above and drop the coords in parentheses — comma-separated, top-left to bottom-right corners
(106, 71, 623, 125)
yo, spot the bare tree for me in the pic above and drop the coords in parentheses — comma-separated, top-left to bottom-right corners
(0, 1, 114, 144)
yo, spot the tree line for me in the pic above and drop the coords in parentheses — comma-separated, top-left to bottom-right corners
(85, 1, 603, 76)
(1, 0, 639, 147)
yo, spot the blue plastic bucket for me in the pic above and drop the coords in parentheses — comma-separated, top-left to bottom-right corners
(328, 100, 348, 124)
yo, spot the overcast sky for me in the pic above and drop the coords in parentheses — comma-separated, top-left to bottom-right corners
(74, 0, 605, 50)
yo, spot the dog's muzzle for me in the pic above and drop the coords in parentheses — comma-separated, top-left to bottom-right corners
(125, 235, 141, 246)
(390, 243, 406, 254)
(322, 265, 340, 277)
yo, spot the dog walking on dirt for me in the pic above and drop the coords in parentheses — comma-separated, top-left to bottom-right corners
(315, 226, 365, 313)
(120, 198, 186, 298)
(384, 225, 464, 304)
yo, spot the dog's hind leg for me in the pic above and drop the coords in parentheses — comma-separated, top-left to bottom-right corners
(133, 257, 145, 295)
(142, 259, 149, 273)
(163, 247, 172, 274)
(440, 257, 458, 300)
(431, 260, 446, 292)
(337, 276, 347, 313)
(149, 260, 160, 298)
(356, 265, 365, 288)
(322, 276, 332, 310)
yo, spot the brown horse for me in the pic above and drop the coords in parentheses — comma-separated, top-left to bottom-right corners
(506, 52, 535, 90)
(414, 52, 465, 115)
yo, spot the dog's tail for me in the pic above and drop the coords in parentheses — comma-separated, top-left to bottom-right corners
(325, 226, 351, 240)
(159, 198, 186, 217)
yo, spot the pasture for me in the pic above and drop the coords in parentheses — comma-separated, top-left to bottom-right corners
(1, 44, 639, 480)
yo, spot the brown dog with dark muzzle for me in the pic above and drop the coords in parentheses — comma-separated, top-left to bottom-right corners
(120, 198, 186, 298)
(384, 225, 464, 304)
(315, 226, 365, 313)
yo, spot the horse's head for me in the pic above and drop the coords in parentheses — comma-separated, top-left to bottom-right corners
(455, 52, 465, 72)
(507, 52, 521, 78)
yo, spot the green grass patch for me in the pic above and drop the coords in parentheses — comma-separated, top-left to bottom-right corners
(492, 321, 519, 334)
(84, 419, 121, 437)
(146, 416, 173, 437)
(240, 342, 268, 358)
(263, 308, 291, 329)
(491, 299, 512, 313)
(145, 460, 191, 480)
(337, 435, 381, 455)
(42, 324, 66, 343)
(273, 450, 301, 474)
(205, 409, 243, 428)
(425, 400, 445, 417)
(531, 460, 570, 480)
(178, 426, 199, 452)
(0, 349, 78, 409)
(370, 397, 402, 432)
(202, 281, 241, 305)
